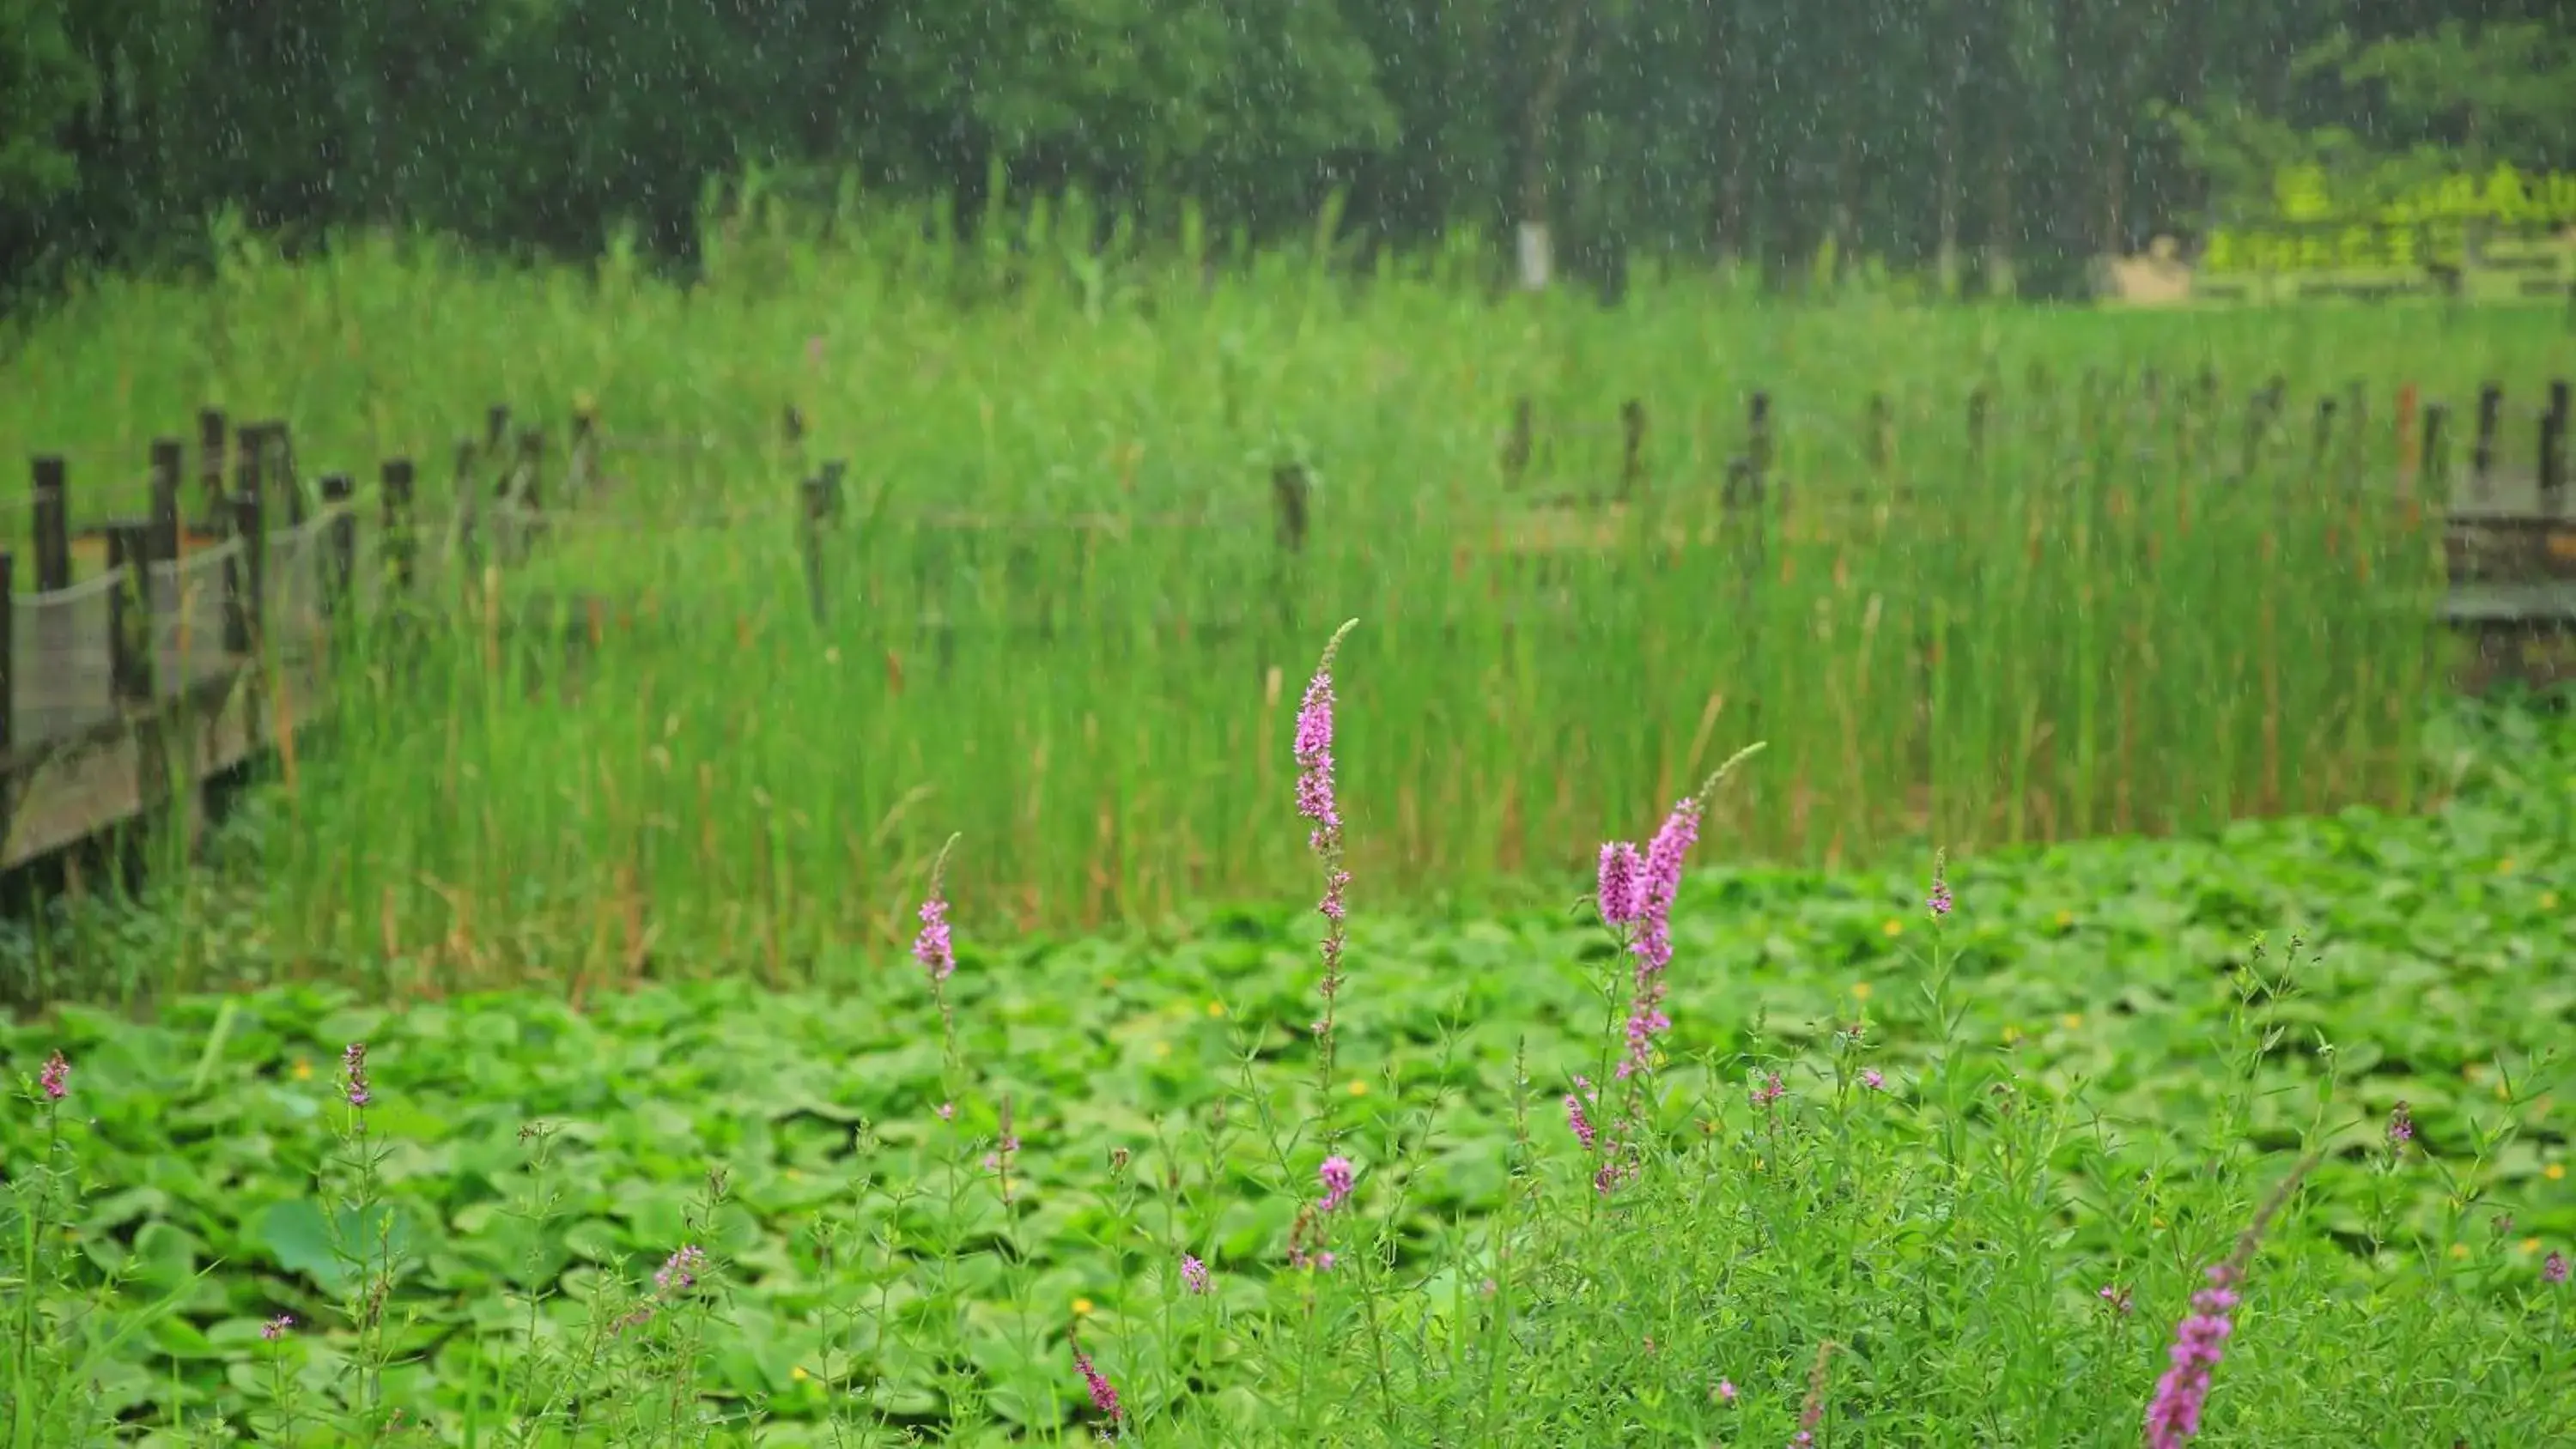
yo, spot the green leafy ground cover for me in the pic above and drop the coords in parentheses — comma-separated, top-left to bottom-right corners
(4, 696, 2570, 1446)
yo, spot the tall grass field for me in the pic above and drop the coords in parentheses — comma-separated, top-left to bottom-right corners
(0, 215, 2571, 1445)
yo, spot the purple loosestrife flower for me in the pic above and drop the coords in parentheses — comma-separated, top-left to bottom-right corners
(1751, 1071, 1785, 1110)
(340, 1042, 372, 1109)
(2144, 1264, 2240, 1449)
(2545, 1251, 2569, 1286)
(1927, 850, 1953, 918)
(655, 1244, 708, 1296)
(1319, 1155, 1356, 1213)
(1071, 1332, 1122, 1425)
(1596, 842, 1644, 927)
(913, 892, 954, 984)
(2386, 1100, 2415, 1150)
(38, 1049, 69, 1101)
(2141, 1153, 2321, 1449)
(1294, 622, 1360, 1061)
(1181, 1255, 1211, 1295)
(1293, 657, 1342, 846)
(1611, 792, 1711, 1078)
(260, 1314, 293, 1341)
(1861, 1068, 1886, 1091)
(913, 834, 962, 989)
(1564, 1077, 1599, 1150)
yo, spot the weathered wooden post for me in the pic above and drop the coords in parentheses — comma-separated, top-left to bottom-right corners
(2421, 403, 2451, 500)
(799, 475, 832, 625)
(382, 458, 416, 599)
(226, 475, 265, 658)
(2543, 379, 2570, 512)
(105, 524, 153, 706)
(197, 409, 228, 528)
(263, 420, 305, 527)
(452, 436, 483, 574)
(0, 551, 15, 757)
(31, 456, 70, 591)
(1619, 398, 1647, 503)
(149, 440, 184, 567)
(320, 473, 356, 621)
(505, 426, 545, 562)
(2471, 382, 2502, 500)
(1271, 460, 1312, 632)
(1502, 396, 1534, 487)
(1747, 391, 1775, 513)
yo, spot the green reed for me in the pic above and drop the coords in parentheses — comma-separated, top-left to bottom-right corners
(0, 217, 2548, 995)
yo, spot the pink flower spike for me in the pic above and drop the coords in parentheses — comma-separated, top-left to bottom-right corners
(1318, 1155, 1356, 1213)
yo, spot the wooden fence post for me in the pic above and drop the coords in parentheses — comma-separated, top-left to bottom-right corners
(503, 426, 545, 562)
(106, 524, 152, 706)
(1503, 396, 1533, 487)
(320, 473, 356, 621)
(2396, 383, 2421, 495)
(799, 473, 833, 624)
(0, 551, 15, 757)
(264, 420, 305, 526)
(1271, 462, 1311, 555)
(2472, 382, 2501, 499)
(197, 409, 228, 527)
(382, 458, 417, 598)
(149, 440, 184, 566)
(1619, 398, 1646, 503)
(2543, 379, 2569, 512)
(228, 482, 265, 658)
(1747, 391, 1774, 512)
(31, 457, 70, 591)
(453, 436, 483, 573)
(571, 405, 600, 494)
(2421, 402, 2451, 500)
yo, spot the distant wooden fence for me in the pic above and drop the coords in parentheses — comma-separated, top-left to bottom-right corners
(5, 373, 2569, 869)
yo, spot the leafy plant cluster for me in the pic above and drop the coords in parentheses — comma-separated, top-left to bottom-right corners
(3, 647, 2569, 1446)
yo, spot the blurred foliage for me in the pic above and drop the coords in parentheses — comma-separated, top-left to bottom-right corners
(0, 0, 2571, 303)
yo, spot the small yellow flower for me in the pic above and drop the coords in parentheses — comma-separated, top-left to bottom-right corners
(1206, 1001, 1226, 1018)
(2449, 1242, 2470, 1260)
(2524, 1237, 2545, 1255)
(2060, 1013, 2084, 1032)
(292, 1059, 313, 1082)
(1881, 919, 1904, 938)
(1072, 1298, 1095, 1317)
(1850, 982, 1874, 1002)
(1347, 1080, 1369, 1097)
(2546, 1162, 2566, 1182)
(2054, 909, 2075, 929)
(2002, 1024, 2023, 1046)
(2497, 857, 2516, 875)
(792, 1366, 811, 1383)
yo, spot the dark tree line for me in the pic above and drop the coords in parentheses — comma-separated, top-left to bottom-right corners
(2, 0, 2568, 301)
